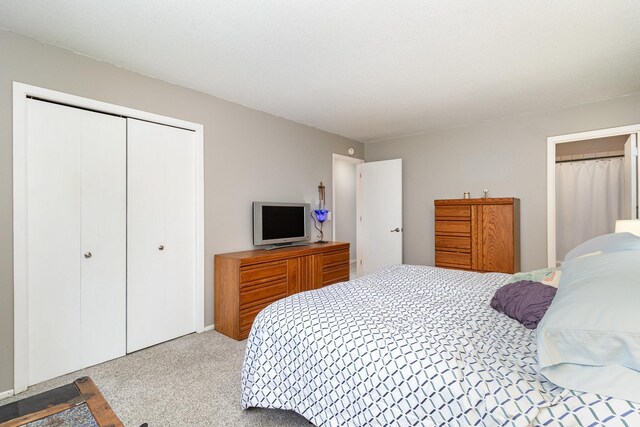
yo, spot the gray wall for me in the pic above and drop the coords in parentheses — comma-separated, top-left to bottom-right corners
(0, 30, 363, 392)
(333, 159, 357, 257)
(366, 92, 640, 271)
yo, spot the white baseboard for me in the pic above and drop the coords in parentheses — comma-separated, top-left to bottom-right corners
(0, 389, 14, 400)
(204, 324, 215, 332)
(350, 259, 356, 265)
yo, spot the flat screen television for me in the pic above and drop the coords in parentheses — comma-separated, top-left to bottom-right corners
(253, 202, 311, 248)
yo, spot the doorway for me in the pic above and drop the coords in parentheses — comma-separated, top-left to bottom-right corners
(547, 125, 639, 267)
(332, 154, 363, 278)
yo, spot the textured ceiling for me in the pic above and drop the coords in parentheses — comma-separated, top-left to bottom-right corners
(1, 1, 640, 142)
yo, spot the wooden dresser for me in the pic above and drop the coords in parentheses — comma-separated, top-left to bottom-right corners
(434, 198, 520, 273)
(214, 242, 350, 340)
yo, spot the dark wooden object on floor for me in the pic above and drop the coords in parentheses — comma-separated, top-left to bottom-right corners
(0, 377, 123, 427)
(434, 198, 520, 273)
(215, 242, 350, 340)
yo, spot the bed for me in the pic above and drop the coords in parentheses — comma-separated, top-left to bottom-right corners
(241, 265, 640, 426)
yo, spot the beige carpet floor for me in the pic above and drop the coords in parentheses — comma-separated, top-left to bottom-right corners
(0, 331, 310, 426)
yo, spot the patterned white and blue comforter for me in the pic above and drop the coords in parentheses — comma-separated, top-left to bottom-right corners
(241, 265, 640, 426)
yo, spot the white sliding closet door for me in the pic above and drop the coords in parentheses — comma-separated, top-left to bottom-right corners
(127, 119, 197, 352)
(26, 99, 126, 385)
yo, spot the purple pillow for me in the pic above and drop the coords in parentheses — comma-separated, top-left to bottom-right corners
(490, 280, 557, 329)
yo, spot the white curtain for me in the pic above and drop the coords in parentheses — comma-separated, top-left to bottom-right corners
(556, 158, 624, 261)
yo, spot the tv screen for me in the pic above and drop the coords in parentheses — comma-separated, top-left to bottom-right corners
(253, 202, 310, 246)
(262, 206, 306, 240)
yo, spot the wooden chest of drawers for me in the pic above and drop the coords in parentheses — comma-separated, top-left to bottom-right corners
(214, 242, 350, 340)
(434, 198, 520, 273)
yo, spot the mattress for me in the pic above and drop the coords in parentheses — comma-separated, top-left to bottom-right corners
(241, 265, 640, 426)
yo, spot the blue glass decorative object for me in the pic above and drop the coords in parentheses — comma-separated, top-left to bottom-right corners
(312, 209, 329, 243)
(314, 209, 328, 223)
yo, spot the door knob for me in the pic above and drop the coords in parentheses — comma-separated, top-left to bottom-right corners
(84, 252, 92, 258)
(159, 245, 164, 251)
(390, 228, 401, 232)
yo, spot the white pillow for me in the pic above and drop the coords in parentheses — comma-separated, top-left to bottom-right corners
(564, 232, 640, 261)
(537, 250, 640, 403)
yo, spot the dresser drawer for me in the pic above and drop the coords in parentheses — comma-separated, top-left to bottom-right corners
(435, 235, 471, 252)
(322, 250, 349, 268)
(240, 260, 287, 288)
(435, 250, 471, 268)
(435, 205, 470, 220)
(322, 249, 350, 286)
(435, 220, 471, 236)
(239, 280, 288, 309)
(322, 265, 350, 286)
(239, 299, 273, 333)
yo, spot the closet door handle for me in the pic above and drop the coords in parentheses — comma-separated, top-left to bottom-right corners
(84, 252, 92, 259)
(158, 245, 164, 251)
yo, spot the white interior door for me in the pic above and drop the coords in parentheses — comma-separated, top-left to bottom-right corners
(624, 134, 638, 219)
(26, 99, 126, 385)
(356, 159, 403, 276)
(127, 119, 197, 352)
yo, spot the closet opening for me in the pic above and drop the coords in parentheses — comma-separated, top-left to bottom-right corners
(547, 126, 639, 267)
